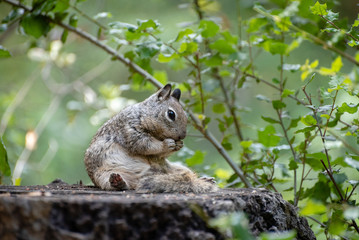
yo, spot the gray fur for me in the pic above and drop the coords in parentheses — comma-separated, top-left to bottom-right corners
(84, 84, 218, 193)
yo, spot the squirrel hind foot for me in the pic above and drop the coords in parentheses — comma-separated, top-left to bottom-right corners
(109, 173, 128, 190)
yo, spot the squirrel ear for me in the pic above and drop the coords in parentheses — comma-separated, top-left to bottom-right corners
(157, 84, 172, 101)
(171, 89, 181, 101)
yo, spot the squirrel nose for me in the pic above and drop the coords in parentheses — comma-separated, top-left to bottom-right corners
(178, 131, 186, 140)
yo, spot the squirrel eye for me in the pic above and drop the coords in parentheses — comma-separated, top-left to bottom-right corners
(167, 109, 176, 121)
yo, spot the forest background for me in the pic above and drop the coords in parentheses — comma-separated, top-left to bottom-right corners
(0, 0, 359, 239)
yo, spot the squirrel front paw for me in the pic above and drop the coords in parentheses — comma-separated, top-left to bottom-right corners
(163, 139, 183, 152)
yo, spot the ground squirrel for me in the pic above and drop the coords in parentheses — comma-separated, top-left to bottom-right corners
(84, 84, 217, 193)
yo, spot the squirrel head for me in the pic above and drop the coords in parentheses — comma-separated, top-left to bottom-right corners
(142, 84, 187, 141)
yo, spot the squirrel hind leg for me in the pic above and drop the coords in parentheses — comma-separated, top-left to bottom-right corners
(136, 172, 218, 194)
(93, 169, 128, 191)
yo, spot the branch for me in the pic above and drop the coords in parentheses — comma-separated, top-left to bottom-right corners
(320, 15, 359, 42)
(320, 159, 344, 201)
(2, 0, 252, 188)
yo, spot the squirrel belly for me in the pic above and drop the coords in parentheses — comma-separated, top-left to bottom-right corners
(84, 84, 218, 193)
(85, 141, 151, 190)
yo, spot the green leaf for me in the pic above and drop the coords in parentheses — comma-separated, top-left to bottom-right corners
(135, 42, 160, 59)
(333, 173, 347, 184)
(275, 16, 291, 32)
(305, 158, 324, 171)
(175, 28, 194, 42)
(310, 2, 328, 16)
(69, 14, 78, 28)
(240, 141, 252, 149)
(258, 125, 281, 147)
(221, 136, 233, 151)
(247, 17, 267, 33)
(209, 39, 236, 54)
(0, 45, 11, 58)
(109, 21, 137, 31)
(305, 181, 331, 202)
(199, 20, 220, 38)
(272, 100, 286, 110)
(295, 126, 316, 133)
(300, 200, 327, 216)
(61, 29, 68, 43)
(20, 14, 50, 38)
(212, 103, 226, 114)
(137, 19, 159, 31)
(262, 40, 288, 55)
(306, 153, 326, 171)
(289, 160, 298, 170)
(204, 53, 223, 67)
(0, 137, 11, 177)
(221, 31, 238, 44)
(281, 89, 295, 98)
(338, 103, 358, 114)
(326, 10, 339, 22)
(53, 0, 70, 13)
(288, 117, 301, 129)
(178, 42, 198, 55)
(301, 115, 317, 126)
(331, 56, 343, 73)
(186, 150, 205, 166)
(157, 52, 179, 63)
(261, 116, 280, 124)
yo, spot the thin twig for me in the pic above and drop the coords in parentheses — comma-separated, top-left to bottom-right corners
(213, 69, 244, 141)
(320, 159, 344, 201)
(194, 53, 205, 117)
(302, 85, 333, 171)
(320, 15, 359, 42)
(323, 90, 338, 137)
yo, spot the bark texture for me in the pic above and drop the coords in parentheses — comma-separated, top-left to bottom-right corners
(0, 179, 315, 240)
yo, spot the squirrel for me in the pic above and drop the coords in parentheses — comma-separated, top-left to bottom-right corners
(84, 84, 218, 193)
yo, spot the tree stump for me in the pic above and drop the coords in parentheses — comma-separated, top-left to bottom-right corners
(0, 179, 315, 240)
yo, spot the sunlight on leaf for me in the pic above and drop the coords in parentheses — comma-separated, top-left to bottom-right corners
(300, 200, 326, 216)
(186, 150, 205, 166)
(310, 2, 327, 16)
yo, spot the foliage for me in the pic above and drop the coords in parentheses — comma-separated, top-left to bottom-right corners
(0, 137, 10, 183)
(1, 0, 359, 238)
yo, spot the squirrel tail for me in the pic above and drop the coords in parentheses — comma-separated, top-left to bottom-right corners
(136, 171, 218, 194)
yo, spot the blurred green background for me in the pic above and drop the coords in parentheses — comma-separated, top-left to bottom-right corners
(0, 0, 358, 188)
